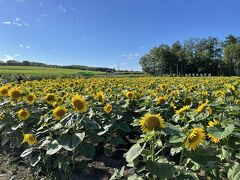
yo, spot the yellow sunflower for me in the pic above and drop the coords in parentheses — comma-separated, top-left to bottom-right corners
(196, 99, 209, 113)
(8, 87, 22, 100)
(45, 93, 56, 104)
(176, 105, 190, 114)
(206, 106, 213, 115)
(214, 90, 224, 98)
(185, 127, 205, 151)
(71, 95, 88, 113)
(125, 91, 134, 99)
(201, 91, 209, 97)
(156, 96, 167, 105)
(207, 119, 221, 143)
(95, 91, 105, 103)
(17, 109, 30, 121)
(225, 84, 236, 93)
(25, 93, 36, 105)
(159, 84, 167, 90)
(103, 103, 112, 113)
(139, 113, 165, 133)
(57, 97, 64, 104)
(53, 106, 67, 120)
(23, 134, 37, 145)
(0, 86, 9, 96)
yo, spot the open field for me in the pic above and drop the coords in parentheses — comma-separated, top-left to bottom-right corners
(0, 76, 239, 180)
(0, 66, 104, 75)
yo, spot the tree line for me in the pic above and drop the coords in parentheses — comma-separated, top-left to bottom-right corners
(0, 60, 115, 73)
(139, 35, 240, 76)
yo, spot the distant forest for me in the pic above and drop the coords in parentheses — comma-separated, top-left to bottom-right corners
(139, 34, 240, 76)
(0, 60, 115, 73)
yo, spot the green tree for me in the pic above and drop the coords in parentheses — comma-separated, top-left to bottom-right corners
(224, 43, 240, 75)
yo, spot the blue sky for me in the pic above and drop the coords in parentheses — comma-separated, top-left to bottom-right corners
(0, 0, 240, 70)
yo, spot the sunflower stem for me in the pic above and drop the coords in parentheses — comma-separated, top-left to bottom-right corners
(179, 146, 184, 166)
(72, 149, 76, 170)
(151, 132, 157, 180)
(151, 131, 156, 162)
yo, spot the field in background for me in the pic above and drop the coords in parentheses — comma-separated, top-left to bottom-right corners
(0, 66, 105, 75)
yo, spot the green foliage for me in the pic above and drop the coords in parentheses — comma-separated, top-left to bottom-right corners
(140, 35, 240, 76)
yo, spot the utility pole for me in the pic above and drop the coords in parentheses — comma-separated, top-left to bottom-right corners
(118, 63, 120, 75)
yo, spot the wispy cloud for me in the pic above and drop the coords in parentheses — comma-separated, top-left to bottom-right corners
(14, 0, 25, 2)
(58, 4, 66, 12)
(139, 46, 145, 49)
(2, 21, 11, 25)
(120, 53, 140, 59)
(83, 35, 95, 40)
(2, 17, 28, 27)
(1, 55, 15, 62)
(19, 44, 30, 49)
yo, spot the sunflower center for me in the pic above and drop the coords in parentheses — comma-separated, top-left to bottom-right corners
(127, 93, 133, 98)
(12, 90, 20, 98)
(28, 96, 34, 101)
(47, 95, 55, 102)
(188, 131, 199, 143)
(28, 136, 35, 142)
(98, 95, 103, 102)
(158, 98, 166, 105)
(20, 111, 28, 117)
(73, 99, 84, 109)
(161, 85, 166, 89)
(106, 106, 112, 111)
(146, 117, 160, 130)
(57, 109, 65, 116)
(1, 89, 8, 95)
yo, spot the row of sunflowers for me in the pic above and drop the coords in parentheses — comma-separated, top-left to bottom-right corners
(0, 77, 239, 179)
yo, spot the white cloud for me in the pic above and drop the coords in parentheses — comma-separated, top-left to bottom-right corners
(83, 35, 95, 40)
(14, 54, 21, 57)
(13, 22, 22, 26)
(19, 44, 30, 49)
(2, 18, 28, 27)
(35, 24, 42, 28)
(129, 53, 140, 57)
(58, 4, 66, 12)
(1, 55, 15, 62)
(139, 46, 145, 49)
(120, 53, 140, 59)
(2, 21, 12, 25)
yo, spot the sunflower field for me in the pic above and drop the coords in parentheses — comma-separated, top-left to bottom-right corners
(0, 77, 239, 180)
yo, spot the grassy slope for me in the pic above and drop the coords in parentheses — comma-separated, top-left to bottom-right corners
(0, 66, 105, 75)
